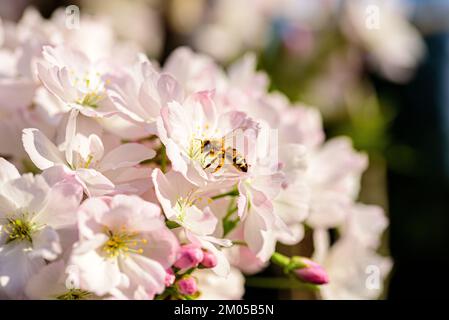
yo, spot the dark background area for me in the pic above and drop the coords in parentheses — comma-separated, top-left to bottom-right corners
(375, 32, 449, 298)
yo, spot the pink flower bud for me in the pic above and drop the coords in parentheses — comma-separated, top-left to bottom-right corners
(165, 268, 175, 287)
(177, 276, 198, 296)
(294, 259, 329, 285)
(174, 244, 204, 269)
(200, 250, 217, 268)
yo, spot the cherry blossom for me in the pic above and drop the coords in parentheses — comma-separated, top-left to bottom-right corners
(22, 120, 155, 196)
(68, 195, 178, 299)
(0, 159, 83, 299)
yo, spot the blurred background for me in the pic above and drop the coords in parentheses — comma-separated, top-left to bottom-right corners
(1, 0, 448, 299)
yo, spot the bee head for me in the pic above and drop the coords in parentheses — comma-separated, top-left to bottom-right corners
(201, 140, 212, 153)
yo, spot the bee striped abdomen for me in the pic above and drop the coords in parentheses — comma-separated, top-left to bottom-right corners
(200, 138, 248, 173)
(226, 148, 248, 173)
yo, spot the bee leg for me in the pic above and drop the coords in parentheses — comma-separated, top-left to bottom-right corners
(212, 152, 225, 173)
(204, 157, 215, 169)
(204, 152, 219, 170)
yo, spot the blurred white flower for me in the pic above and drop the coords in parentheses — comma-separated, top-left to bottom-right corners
(196, 267, 245, 300)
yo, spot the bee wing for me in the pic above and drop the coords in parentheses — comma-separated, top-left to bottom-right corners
(221, 129, 246, 150)
(224, 147, 236, 159)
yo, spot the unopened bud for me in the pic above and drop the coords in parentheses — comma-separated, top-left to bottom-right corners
(294, 258, 329, 285)
(200, 250, 217, 268)
(176, 276, 198, 296)
(174, 244, 204, 269)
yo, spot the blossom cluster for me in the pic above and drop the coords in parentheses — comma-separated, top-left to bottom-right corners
(192, 0, 425, 82)
(0, 8, 391, 300)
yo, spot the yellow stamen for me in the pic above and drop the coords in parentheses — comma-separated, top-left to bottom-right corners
(102, 227, 147, 258)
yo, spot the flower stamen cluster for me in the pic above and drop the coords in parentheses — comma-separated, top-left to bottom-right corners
(102, 227, 148, 258)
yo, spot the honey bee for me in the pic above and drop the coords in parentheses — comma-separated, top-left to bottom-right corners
(200, 136, 248, 173)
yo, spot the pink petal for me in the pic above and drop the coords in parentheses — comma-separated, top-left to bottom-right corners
(22, 128, 65, 170)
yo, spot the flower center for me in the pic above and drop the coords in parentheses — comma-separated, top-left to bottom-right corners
(77, 93, 103, 108)
(77, 155, 94, 169)
(102, 228, 147, 258)
(187, 138, 205, 163)
(56, 289, 92, 300)
(174, 191, 203, 222)
(71, 71, 106, 108)
(3, 217, 36, 244)
(174, 192, 212, 224)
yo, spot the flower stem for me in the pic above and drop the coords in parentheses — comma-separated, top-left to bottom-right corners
(232, 240, 247, 246)
(271, 252, 291, 268)
(211, 188, 239, 200)
(222, 217, 239, 237)
(165, 220, 181, 229)
(160, 145, 167, 173)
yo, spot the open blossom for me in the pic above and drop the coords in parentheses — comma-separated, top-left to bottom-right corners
(152, 169, 218, 236)
(316, 236, 392, 300)
(0, 9, 50, 115)
(343, 0, 425, 82)
(342, 204, 389, 250)
(224, 224, 269, 275)
(108, 55, 183, 137)
(162, 47, 221, 95)
(192, 0, 271, 63)
(313, 203, 391, 299)
(306, 137, 368, 229)
(277, 102, 368, 229)
(0, 158, 83, 299)
(236, 181, 280, 262)
(273, 142, 310, 246)
(158, 90, 258, 186)
(272, 177, 310, 245)
(196, 267, 245, 300)
(221, 53, 269, 102)
(0, 47, 38, 113)
(152, 169, 231, 276)
(214, 78, 312, 250)
(25, 260, 95, 300)
(69, 195, 179, 299)
(36, 46, 118, 118)
(0, 107, 56, 170)
(235, 123, 297, 262)
(22, 116, 155, 196)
